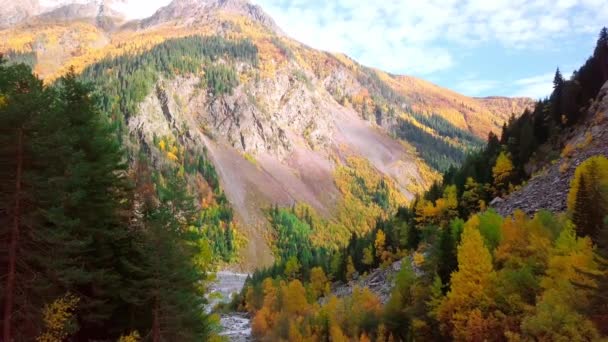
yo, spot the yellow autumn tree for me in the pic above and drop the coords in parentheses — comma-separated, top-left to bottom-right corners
(375, 229, 387, 262)
(346, 256, 356, 281)
(568, 155, 608, 209)
(521, 224, 600, 340)
(309, 266, 329, 299)
(330, 324, 349, 342)
(261, 277, 278, 311)
(37, 294, 80, 342)
(117, 331, 141, 342)
(252, 307, 272, 337)
(288, 321, 304, 342)
(282, 280, 309, 317)
(415, 185, 458, 227)
(492, 152, 514, 195)
(567, 155, 608, 238)
(438, 224, 496, 340)
(284, 256, 301, 279)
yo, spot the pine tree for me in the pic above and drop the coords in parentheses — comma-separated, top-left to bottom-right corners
(573, 175, 591, 237)
(1, 63, 141, 340)
(568, 156, 608, 240)
(0, 61, 55, 342)
(437, 225, 457, 290)
(460, 177, 482, 218)
(384, 261, 416, 340)
(595, 27, 608, 81)
(551, 68, 565, 125)
(131, 168, 213, 341)
(553, 67, 565, 89)
(50, 70, 138, 339)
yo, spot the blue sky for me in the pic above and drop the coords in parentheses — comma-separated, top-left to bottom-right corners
(54, 0, 606, 99)
(250, 0, 607, 99)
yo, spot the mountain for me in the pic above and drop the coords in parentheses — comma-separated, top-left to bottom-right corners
(0, 0, 533, 269)
(237, 28, 608, 342)
(0, 0, 126, 27)
(0, 0, 40, 28)
(494, 82, 608, 216)
(380, 74, 533, 138)
(139, 0, 280, 31)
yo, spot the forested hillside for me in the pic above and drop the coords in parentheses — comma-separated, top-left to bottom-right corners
(233, 27, 608, 342)
(4, 1, 590, 340)
(0, 62, 222, 341)
(0, 0, 536, 270)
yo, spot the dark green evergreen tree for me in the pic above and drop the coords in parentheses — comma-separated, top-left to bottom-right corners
(437, 227, 458, 292)
(48, 70, 139, 339)
(595, 27, 608, 81)
(1, 63, 141, 341)
(551, 68, 565, 125)
(0, 60, 57, 342)
(573, 175, 591, 237)
(130, 166, 213, 341)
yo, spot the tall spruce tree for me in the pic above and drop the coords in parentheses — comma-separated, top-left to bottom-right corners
(595, 27, 608, 81)
(1, 63, 144, 340)
(573, 158, 608, 240)
(0, 60, 58, 342)
(573, 175, 591, 237)
(50, 70, 140, 340)
(129, 165, 213, 341)
(551, 68, 565, 125)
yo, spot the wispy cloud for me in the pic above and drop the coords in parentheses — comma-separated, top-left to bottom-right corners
(252, 0, 607, 93)
(455, 78, 501, 96)
(511, 73, 556, 99)
(43, 0, 606, 97)
(511, 70, 575, 99)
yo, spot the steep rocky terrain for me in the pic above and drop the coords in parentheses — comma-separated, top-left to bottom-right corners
(0, 0, 40, 28)
(0, 0, 130, 28)
(139, 0, 280, 32)
(0, 0, 533, 269)
(494, 81, 608, 216)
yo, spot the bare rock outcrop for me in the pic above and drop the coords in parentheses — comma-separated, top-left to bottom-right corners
(493, 81, 608, 216)
(127, 58, 432, 269)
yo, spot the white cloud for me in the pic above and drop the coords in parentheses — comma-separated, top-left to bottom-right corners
(252, 0, 607, 76)
(455, 78, 501, 96)
(512, 73, 555, 98)
(511, 70, 574, 99)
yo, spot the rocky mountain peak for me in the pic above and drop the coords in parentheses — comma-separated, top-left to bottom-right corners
(36, 1, 125, 25)
(0, 0, 40, 28)
(0, 0, 127, 28)
(142, 0, 280, 32)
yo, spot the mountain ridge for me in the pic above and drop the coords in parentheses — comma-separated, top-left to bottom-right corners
(0, 0, 533, 270)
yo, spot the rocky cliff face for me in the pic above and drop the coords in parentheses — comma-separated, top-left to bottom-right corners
(127, 62, 432, 267)
(0, 0, 40, 28)
(0, 0, 129, 28)
(493, 81, 608, 216)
